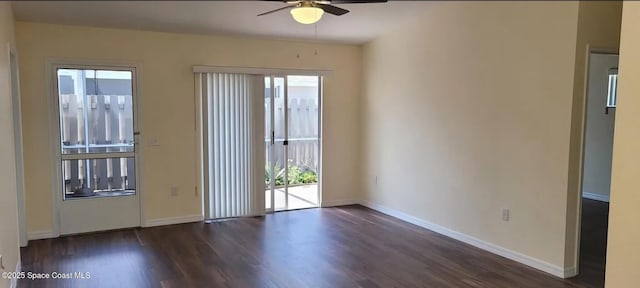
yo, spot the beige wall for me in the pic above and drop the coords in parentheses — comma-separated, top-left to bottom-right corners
(0, 2, 20, 288)
(16, 22, 362, 233)
(564, 0, 622, 269)
(605, 2, 640, 287)
(582, 53, 618, 199)
(362, 1, 580, 271)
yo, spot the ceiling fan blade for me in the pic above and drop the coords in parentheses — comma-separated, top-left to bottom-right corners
(257, 4, 297, 16)
(318, 4, 349, 16)
(328, 0, 388, 3)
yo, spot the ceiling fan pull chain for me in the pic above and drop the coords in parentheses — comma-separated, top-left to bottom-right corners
(315, 23, 319, 56)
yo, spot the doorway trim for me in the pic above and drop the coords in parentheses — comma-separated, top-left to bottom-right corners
(45, 58, 145, 237)
(7, 42, 27, 247)
(571, 45, 619, 276)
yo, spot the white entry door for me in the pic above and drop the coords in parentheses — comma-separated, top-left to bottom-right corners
(53, 65, 141, 235)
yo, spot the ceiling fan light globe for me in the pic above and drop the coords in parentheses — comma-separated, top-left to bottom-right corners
(290, 7, 324, 24)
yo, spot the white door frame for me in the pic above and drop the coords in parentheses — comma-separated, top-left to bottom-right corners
(267, 75, 276, 213)
(46, 58, 144, 237)
(267, 74, 289, 212)
(8, 43, 27, 247)
(317, 76, 324, 207)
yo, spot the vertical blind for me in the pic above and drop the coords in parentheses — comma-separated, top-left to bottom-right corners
(204, 73, 265, 219)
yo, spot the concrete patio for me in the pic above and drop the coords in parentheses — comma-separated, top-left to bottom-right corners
(266, 184, 319, 211)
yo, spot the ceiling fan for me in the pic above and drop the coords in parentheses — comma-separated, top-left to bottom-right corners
(258, 0, 388, 25)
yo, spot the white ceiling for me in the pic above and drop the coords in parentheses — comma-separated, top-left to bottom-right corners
(11, 1, 432, 44)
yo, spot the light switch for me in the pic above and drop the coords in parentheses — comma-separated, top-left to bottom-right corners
(502, 208, 510, 221)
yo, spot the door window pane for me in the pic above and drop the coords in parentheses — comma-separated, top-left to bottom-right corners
(57, 68, 136, 200)
(62, 157, 136, 199)
(58, 69, 134, 154)
(286, 76, 320, 209)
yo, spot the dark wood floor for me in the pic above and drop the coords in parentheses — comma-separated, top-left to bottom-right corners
(20, 204, 608, 288)
(569, 198, 609, 288)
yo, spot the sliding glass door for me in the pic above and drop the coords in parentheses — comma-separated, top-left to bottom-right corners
(200, 71, 321, 218)
(265, 75, 321, 212)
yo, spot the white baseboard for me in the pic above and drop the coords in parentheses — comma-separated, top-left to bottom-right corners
(27, 230, 55, 240)
(360, 200, 574, 279)
(321, 199, 359, 207)
(10, 260, 20, 288)
(582, 192, 610, 203)
(26, 215, 205, 239)
(143, 214, 204, 227)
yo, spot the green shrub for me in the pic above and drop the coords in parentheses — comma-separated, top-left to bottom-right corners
(265, 164, 286, 186)
(288, 163, 301, 185)
(265, 160, 319, 187)
(298, 171, 318, 184)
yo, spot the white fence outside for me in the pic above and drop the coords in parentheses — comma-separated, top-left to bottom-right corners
(266, 89, 320, 173)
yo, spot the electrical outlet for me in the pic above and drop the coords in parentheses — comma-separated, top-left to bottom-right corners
(170, 186, 179, 197)
(375, 176, 379, 185)
(502, 208, 510, 221)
